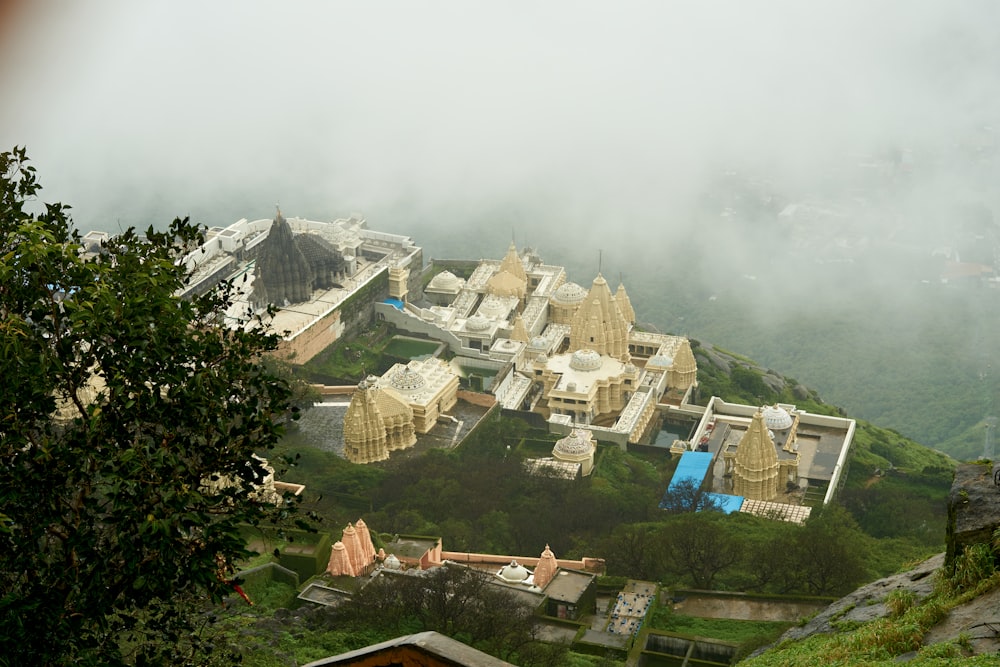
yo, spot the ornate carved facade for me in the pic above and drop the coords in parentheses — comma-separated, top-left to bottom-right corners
(725, 409, 800, 501)
(342, 378, 416, 464)
(252, 209, 345, 308)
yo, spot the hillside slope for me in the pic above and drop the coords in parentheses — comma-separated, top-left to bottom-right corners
(741, 553, 1000, 665)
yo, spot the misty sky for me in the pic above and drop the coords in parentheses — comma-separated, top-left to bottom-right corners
(1, 1, 996, 258)
(3, 1, 1000, 448)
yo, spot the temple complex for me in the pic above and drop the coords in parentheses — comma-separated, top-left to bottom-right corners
(661, 398, 856, 522)
(310, 526, 600, 623)
(176, 210, 422, 363)
(378, 244, 699, 447)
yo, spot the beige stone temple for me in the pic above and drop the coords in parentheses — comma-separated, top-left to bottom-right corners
(551, 429, 597, 476)
(343, 378, 416, 464)
(379, 358, 459, 434)
(724, 409, 800, 501)
(567, 273, 630, 360)
(343, 357, 460, 464)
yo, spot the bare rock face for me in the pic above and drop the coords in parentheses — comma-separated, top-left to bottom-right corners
(945, 462, 1000, 573)
(770, 553, 944, 646)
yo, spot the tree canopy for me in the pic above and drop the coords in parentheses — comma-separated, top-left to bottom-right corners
(0, 148, 298, 665)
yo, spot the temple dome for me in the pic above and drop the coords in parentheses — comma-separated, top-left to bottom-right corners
(554, 430, 594, 456)
(389, 367, 426, 392)
(570, 348, 602, 371)
(762, 405, 794, 430)
(384, 554, 401, 570)
(477, 294, 509, 319)
(497, 560, 531, 583)
(529, 336, 547, 349)
(551, 281, 587, 305)
(427, 270, 463, 291)
(466, 315, 491, 332)
(648, 354, 673, 368)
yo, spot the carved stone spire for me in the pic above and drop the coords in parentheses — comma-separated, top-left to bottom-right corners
(533, 544, 558, 589)
(253, 211, 315, 306)
(569, 273, 628, 359)
(343, 379, 389, 464)
(510, 314, 529, 343)
(733, 411, 780, 500)
(615, 280, 636, 326)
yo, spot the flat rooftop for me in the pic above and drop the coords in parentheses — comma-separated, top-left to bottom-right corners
(543, 569, 594, 603)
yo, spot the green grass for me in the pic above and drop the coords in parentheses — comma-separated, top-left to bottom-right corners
(740, 568, 1000, 666)
(383, 336, 440, 359)
(649, 609, 792, 645)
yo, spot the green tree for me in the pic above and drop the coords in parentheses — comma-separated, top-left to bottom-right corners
(664, 513, 742, 589)
(0, 148, 297, 665)
(793, 505, 871, 596)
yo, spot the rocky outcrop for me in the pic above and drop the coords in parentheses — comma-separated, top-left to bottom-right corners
(771, 553, 944, 646)
(946, 462, 1000, 573)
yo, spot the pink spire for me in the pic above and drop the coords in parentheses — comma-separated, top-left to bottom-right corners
(342, 523, 364, 574)
(355, 518, 377, 565)
(534, 544, 558, 589)
(326, 541, 356, 577)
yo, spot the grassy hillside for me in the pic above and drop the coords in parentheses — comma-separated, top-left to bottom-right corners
(742, 549, 1000, 666)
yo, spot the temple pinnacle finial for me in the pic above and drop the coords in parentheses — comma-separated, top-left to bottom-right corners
(598, 249, 603, 276)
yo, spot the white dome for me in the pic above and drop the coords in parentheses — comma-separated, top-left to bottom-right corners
(762, 405, 794, 430)
(551, 281, 587, 305)
(477, 294, 509, 319)
(497, 560, 531, 583)
(427, 270, 463, 291)
(390, 367, 426, 392)
(466, 315, 491, 332)
(384, 554, 401, 570)
(570, 349, 602, 371)
(529, 336, 547, 349)
(554, 430, 594, 457)
(648, 354, 674, 368)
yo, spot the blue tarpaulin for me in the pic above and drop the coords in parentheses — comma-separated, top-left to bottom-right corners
(667, 451, 713, 491)
(383, 298, 404, 311)
(659, 451, 743, 513)
(707, 493, 744, 514)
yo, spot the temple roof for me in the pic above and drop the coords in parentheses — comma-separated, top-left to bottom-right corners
(615, 282, 636, 324)
(735, 411, 779, 472)
(388, 366, 427, 393)
(498, 242, 527, 284)
(762, 405, 794, 430)
(569, 273, 629, 359)
(551, 281, 587, 305)
(427, 269, 463, 292)
(486, 269, 525, 299)
(510, 314, 529, 343)
(671, 339, 698, 375)
(533, 545, 558, 589)
(553, 429, 595, 458)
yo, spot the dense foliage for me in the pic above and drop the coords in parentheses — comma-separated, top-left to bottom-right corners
(0, 149, 297, 665)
